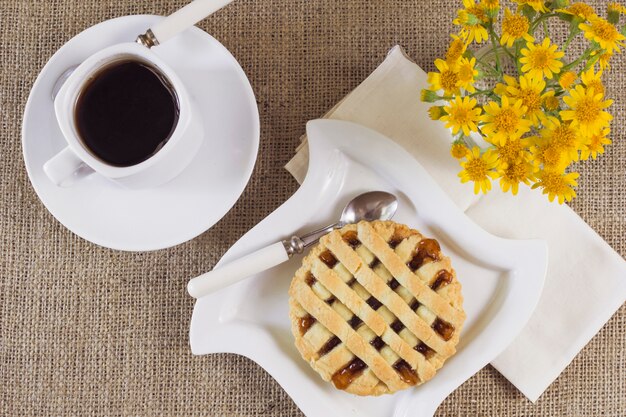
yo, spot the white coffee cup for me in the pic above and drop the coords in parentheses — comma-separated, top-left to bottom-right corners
(44, 42, 204, 189)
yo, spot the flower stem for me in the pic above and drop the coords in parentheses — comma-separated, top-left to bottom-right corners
(464, 132, 480, 149)
(474, 57, 500, 76)
(562, 31, 578, 51)
(469, 90, 499, 101)
(512, 40, 523, 74)
(529, 13, 558, 34)
(500, 45, 517, 62)
(581, 56, 597, 73)
(468, 89, 490, 97)
(562, 47, 593, 71)
(488, 24, 502, 72)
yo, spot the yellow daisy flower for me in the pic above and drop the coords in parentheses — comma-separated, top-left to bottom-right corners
(494, 74, 519, 97)
(598, 52, 612, 70)
(520, 38, 565, 80)
(530, 136, 571, 170)
(541, 120, 582, 161)
(500, 9, 533, 48)
(590, 50, 613, 70)
(445, 35, 467, 66)
(481, 95, 532, 145)
(506, 74, 550, 126)
(458, 147, 500, 194)
(492, 136, 533, 163)
(558, 3, 596, 20)
(558, 71, 578, 89)
(580, 16, 625, 54)
(580, 67, 605, 96)
(481, 0, 499, 9)
(451, 142, 471, 159)
(608, 2, 626, 14)
(457, 57, 478, 92)
(428, 106, 446, 121)
(608, 3, 626, 23)
(543, 91, 560, 111)
(498, 159, 536, 195)
(580, 127, 611, 159)
(481, 0, 500, 14)
(441, 96, 482, 136)
(516, 0, 549, 13)
(427, 59, 460, 95)
(532, 170, 579, 204)
(561, 85, 613, 137)
(421, 89, 441, 103)
(454, 0, 489, 44)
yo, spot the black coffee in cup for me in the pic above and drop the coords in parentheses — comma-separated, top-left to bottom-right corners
(74, 59, 180, 167)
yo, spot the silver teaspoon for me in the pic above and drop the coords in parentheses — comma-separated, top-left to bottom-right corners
(187, 191, 398, 298)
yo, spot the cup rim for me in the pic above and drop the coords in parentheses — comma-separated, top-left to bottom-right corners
(54, 42, 191, 179)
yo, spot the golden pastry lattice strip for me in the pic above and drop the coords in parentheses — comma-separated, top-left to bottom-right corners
(300, 262, 434, 387)
(303, 274, 421, 389)
(310, 262, 436, 381)
(325, 231, 455, 356)
(292, 279, 409, 392)
(355, 222, 465, 327)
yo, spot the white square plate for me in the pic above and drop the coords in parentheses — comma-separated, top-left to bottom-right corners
(190, 120, 547, 417)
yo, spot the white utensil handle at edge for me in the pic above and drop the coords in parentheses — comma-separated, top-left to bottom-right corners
(187, 242, 289, 298)
(43, 147, 89, 186)
(151, 0, 235, 44)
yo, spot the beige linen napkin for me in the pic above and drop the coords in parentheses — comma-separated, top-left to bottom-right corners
(285, 46, 626, 402)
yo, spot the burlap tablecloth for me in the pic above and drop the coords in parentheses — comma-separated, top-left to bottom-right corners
(1, 1, 624, 415)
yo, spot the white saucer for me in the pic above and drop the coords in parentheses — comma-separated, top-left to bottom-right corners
(22, 15, 260, 251)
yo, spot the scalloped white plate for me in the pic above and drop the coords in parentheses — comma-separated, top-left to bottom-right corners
(190, 120, 547, 417)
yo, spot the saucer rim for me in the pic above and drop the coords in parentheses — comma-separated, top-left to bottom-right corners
(22, 14, 260, 251)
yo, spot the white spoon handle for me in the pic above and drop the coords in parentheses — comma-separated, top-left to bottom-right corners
(187, 242, 289, 298)
(151, 0, 234, 45)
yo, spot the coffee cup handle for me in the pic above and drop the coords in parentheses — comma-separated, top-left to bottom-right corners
(43, 147, 92, 186)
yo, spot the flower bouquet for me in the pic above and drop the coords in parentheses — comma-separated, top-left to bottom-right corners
(422, 0, 624, 203)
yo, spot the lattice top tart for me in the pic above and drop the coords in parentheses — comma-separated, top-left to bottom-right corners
(288, 220, 465, 396)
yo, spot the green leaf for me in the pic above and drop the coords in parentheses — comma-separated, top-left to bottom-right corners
(569, 16, 584, 33)
(551, 0, 569, 9)
(521, 5, 537, 20)
(608, 10, 620, 25)
(586, 53, 600, 68)
(421, 89, 442, 103)
(464, 13, 482, 26)
(486, 7, 499, 19)
(557, 12, 574, 23)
